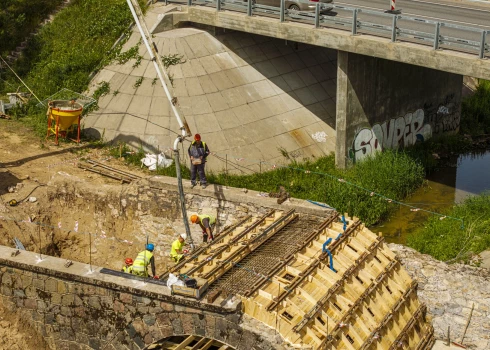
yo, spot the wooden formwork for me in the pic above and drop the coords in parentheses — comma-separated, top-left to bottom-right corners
(164, 211, 434, 349)
(241, 216, 435, 349)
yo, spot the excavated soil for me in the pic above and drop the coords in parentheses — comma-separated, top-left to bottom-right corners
(0, 303, 48, 350)
(0, 120, 182, 347)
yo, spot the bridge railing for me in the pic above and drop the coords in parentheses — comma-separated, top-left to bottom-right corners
(163, 0, 490, 59)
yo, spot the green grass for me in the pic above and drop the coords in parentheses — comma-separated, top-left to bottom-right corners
(111, 143, 424, 226)
(0, 0, 64, 58)
(2, 0, 146, 99)
(461, 79, 490, 135)
(407, 193, 490, 262)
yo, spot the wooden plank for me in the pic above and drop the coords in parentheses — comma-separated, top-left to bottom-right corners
(174, 335, 195, 350)
(190, 337, 208, 350)
(200, 339, 216, 350)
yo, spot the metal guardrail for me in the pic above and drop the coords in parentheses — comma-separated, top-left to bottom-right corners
(164, 0, 489, 59)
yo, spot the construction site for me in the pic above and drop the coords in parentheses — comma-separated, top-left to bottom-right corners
(1, 0, 490, 349)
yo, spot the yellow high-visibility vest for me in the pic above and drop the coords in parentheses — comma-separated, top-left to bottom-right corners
(122, 265, 133, 274)
(198, 214, 215, 225)
(132, 250, 153, 276)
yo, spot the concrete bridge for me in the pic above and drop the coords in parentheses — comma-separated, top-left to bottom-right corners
(85, 1, 487, 169)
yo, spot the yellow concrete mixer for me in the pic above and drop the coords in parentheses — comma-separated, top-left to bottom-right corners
(46, 100, 83, 144)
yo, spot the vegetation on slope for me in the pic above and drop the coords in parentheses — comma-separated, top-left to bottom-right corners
(1, 0, 145, 97)
(461, 80, 490, 135)
(407, 193, 490, 263)
(0, 0, 63, 57)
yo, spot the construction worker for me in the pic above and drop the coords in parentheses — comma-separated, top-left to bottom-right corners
(121, 258, 134, 274)
(132, 244, 159, 279)
(190, 214, 216, 243)
(188, 134, 210, 189)
(170, 233, 187, 263)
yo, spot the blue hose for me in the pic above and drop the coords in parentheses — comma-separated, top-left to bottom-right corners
(322, 238, 337, 273)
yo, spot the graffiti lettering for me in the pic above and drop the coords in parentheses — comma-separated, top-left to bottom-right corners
(350, 109, 432, 162)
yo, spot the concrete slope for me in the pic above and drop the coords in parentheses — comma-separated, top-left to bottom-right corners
(84, 6, 338, 172)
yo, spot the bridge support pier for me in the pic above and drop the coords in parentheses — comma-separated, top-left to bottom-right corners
(335, 50, 463, 168)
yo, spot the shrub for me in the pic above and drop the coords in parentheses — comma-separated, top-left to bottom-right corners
(461, 79, 490, 135)
(407, 193, 490, 262)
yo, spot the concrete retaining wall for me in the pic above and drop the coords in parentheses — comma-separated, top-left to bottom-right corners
(336, 51, 463, 167)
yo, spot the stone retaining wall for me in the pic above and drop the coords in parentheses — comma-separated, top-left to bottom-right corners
(389, 244, 490, 349)
(0, 246, 278, 350)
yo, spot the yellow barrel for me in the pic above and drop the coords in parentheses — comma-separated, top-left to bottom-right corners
(48, 100, 83, 131)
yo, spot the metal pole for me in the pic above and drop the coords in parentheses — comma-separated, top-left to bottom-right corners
(225, 154, 228, 187)
(126, 0, 189, 137)
(38, 225, 42, 261)
(89, 230, 92, 272)
(174, 143, 193, 247)
(315, 3, 320, 28)
(247, 0, 252, 16)
(391, 0, 395, 11)
(352, 9, 358, 35)
(433, 22, 441, 50)
(391, 15, 397, 42)
(280, 0, 285, 22)
(216, 0, 221, 11)
(479, 30, 487, 59)
(187, 0, 191, 6)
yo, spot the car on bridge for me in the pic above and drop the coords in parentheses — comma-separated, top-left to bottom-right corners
(250, 0, 333, 12)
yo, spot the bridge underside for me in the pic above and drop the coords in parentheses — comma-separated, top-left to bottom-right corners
(164, 210, 435, 349)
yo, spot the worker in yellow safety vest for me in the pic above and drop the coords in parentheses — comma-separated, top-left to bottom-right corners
(170, 234, 188, 263)
(121, 258, 134, 274)
(190, 214, 216, 243)
(132, 244, 158, 279)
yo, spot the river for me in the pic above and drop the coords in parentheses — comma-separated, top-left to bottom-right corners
(371, 150, 490, 244)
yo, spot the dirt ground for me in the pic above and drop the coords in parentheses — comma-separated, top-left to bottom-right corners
(0, 303, 48, 350)
(0, 119, 177, 348)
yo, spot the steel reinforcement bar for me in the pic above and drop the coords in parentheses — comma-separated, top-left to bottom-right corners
(201, 210, 297, 284)
(160, 214, 253, 279)
(182, 210, 275, 276)
(244, 212, 339, 297)
(267, 220, 362, 312)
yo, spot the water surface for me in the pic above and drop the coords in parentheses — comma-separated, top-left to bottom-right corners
(371, 150, 490, 243)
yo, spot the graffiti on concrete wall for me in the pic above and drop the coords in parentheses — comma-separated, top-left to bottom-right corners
(423, 94, 460, 134)
(349, 109, 432, 162)
(349, 95, 460, 162)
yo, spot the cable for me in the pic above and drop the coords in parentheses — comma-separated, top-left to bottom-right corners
(89, 112, 180, 136)
(5, 184, 47, 207)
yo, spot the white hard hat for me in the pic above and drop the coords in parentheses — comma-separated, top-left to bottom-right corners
(180, 233, 187, 240)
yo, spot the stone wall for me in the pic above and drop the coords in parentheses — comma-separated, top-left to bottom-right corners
(45, 172, 327, 271)
(389, 244, 490, 349)
(0, 245, 279, 350)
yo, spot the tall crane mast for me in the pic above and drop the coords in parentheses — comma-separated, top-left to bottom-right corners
(126, 0, 194, 246)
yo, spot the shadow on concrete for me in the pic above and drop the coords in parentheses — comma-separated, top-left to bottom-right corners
(214, 30, 337, 132)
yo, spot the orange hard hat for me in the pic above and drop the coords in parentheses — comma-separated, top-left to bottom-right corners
(190, 214, 198, 223)
(125, 258, 133, 265)
(194, 134, 201, 141)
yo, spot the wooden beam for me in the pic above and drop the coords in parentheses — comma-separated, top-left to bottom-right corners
(174, 335, 195, 350)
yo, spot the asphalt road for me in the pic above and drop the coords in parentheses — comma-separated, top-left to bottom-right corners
(327, 0, 490, 54)
(335, 0, 490, 28)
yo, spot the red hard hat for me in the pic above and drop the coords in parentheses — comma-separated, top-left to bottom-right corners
(125, 258, 133, 265)
(194, 134, 201, 141)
